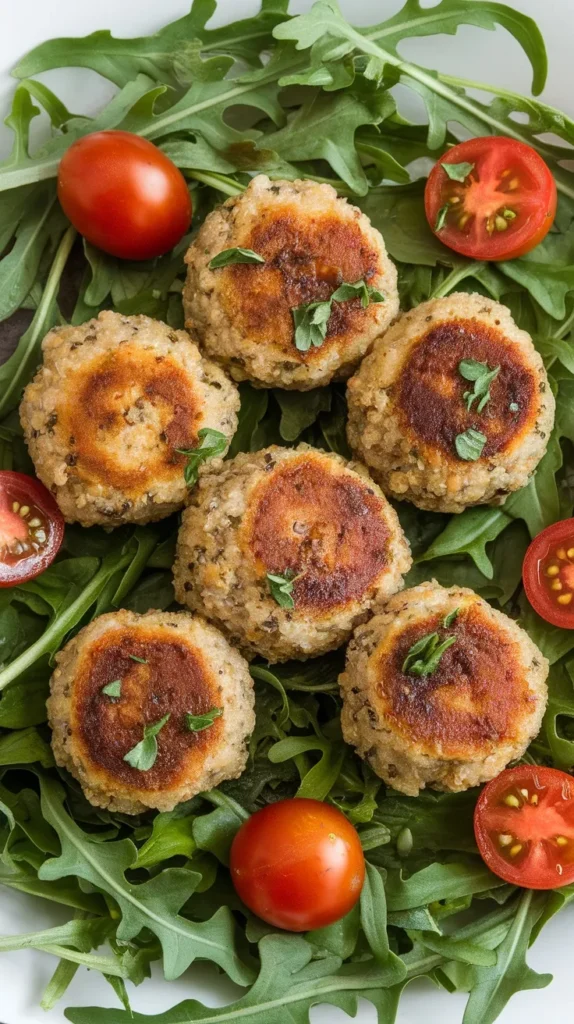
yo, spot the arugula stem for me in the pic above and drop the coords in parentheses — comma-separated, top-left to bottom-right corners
(553, 307, 574, 340)
(430, 261, 484, 299)
(187, 170, 245, 196)
(0, 550, 131, 692)
(0, 224, 76, 417)
(201, 789, 250, 822)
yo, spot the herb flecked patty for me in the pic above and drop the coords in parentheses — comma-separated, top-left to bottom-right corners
(340, 581, 549, 796)
(173, 444, 412, 662)
(347, 293, 555, 513)
(47, 609, 255, 814)
(182, 175, 399, 390)
(20, 311, 239, 527)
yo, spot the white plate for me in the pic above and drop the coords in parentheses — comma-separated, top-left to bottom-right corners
(1, 1, 574, 1021)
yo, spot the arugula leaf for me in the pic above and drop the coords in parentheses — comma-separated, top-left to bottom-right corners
(176, 428, 228, 488)
(462, 890, 552, 1024)
(124, 715, 170, 771)
(37, 777, 252, 985)
(267, 571, 298, 609)
(416, 507, 512, 578)
(442, 160, 475, 182)
(275, 388, 331, 441)
(269, 733, 346, 802)
(0, 727, 53, 769)
(185, 708, 223, 732)
(136, 810, 196, 870)
(209, 248, 265, 269)
(455, 428, 488, 461)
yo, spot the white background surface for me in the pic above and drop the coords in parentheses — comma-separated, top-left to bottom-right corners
(1, 1, 574, 1022)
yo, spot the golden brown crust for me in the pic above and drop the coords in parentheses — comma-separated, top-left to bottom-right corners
(244, 455, 392, 612)
(397, 317, 538, 462)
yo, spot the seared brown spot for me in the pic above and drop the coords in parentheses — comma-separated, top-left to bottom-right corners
(376, 605, 533, 758)
(397, 318, 538, 459)
(57, 345, 201, 495)
(219, 204, 381, 359)
(71, 627, 223, 791)
(245, 455, 391, 611)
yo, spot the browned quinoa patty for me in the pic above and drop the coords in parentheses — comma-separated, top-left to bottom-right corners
(183, 175, 399, 390)
(173, 444, 412, 662)
(48, 609, 255, 815)
(20, 311, 239, 527)
(347, 293, 555, 513)
(339, 581, 549, 796)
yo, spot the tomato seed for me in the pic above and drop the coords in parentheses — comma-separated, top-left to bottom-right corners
(547, 565, 560, 577)
(556, 836, 568, 847)
(498, 834, 513, 847)
(504, 794, 520, 808)
(509, 844, 523, 857)
(558, 594, 572, 606)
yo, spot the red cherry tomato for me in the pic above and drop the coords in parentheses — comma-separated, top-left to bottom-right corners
(522, 519, 574, 629)
(57, 131, 192, 260)
(0, 472, 64, 587)
(424, 137, 556, 261)
(474, 765, 574, 890)
(230, 798, 365, 931)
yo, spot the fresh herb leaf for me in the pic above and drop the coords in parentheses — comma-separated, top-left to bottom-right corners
(442, 160, 475, 182)
(176, 428, 228, 488)
(455, 428, 488, 461)
(267, 571, 298, 609)
(435, 204, 449, 232)
(402, 631, 457, 677)
(443, 608, 460, 628)
(123, 714, 170, 772)
(129, 655, 148, 664)
(459, 360, 500, 412)
(185, 708, 223, 732)
(102, 680, 122, 699)
(331, 280, 386, 307)
(208, 248, 265, 269)
(509, 401, 519, 412)
(292, 279, 384, 351)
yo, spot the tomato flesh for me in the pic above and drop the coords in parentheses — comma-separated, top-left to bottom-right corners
(424, 137, 557, 261)
(523, 519, 574, 629)
(475, 766, 574, 889)
(58, 131, 192, 260)
(0, 472, 64, 587)
(230, 798, 365, 932)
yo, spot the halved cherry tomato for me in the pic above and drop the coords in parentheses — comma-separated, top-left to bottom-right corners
(523, 519, 574, 629)
(474, 766, 574, 889)
(425, 137, 556, 261)
(230, 798, 365, 931)
(58, 131, 192, 260)
(0, 472, 64, 587)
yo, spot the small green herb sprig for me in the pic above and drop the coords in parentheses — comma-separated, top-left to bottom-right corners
(123, 714, 170, 771)
(267, 570, 300, 609)
(292, 279, 385, 352)
(185, 707, 223, 732)
(176, 428, 228, 488)
(209, 248, 265, 269)
(455, 427, 488, 461)
(402, 609, 460, 677)
(459, 359, 501, 413)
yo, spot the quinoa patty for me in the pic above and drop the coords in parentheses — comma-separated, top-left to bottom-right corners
(183, 175, 399, 390)
(173, 444, 411, 662)
(340, 582, 549, 796)
(48, 610, 255, 814)
(347, 293, 554, 513)
(20, 311, 239, 527)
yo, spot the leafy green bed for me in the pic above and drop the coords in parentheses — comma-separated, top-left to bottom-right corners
(1, 1, 574, 1021)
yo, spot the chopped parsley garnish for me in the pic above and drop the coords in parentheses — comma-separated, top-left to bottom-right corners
(292, 279, 385, 352)
(510, 401, 519, 412)
(402, 631, 457, 677)
(455, 427, 488, 461)
(435, 204, 449, 232)
(441, 160, 475, 182)
(185, 707, 223, 732)
(123, 714, 170, 772)
(102, 679, 122, 698)
(176, 428, 228, 488)
(267, 570, 299, 609)
(129, 654, 148, 664)
(209, 247, 265, 269)
(443, 608, 460, 628)
(459, 359, 500, 412)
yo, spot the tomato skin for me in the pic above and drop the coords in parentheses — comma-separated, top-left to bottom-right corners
(425, 137, 556, 261)
(474, 766, 574, 890)
(523, 519, 574, 629)
(230, 798, 365, 931)
(0, 472, 64, 587)
(57, 131, 192, 260)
